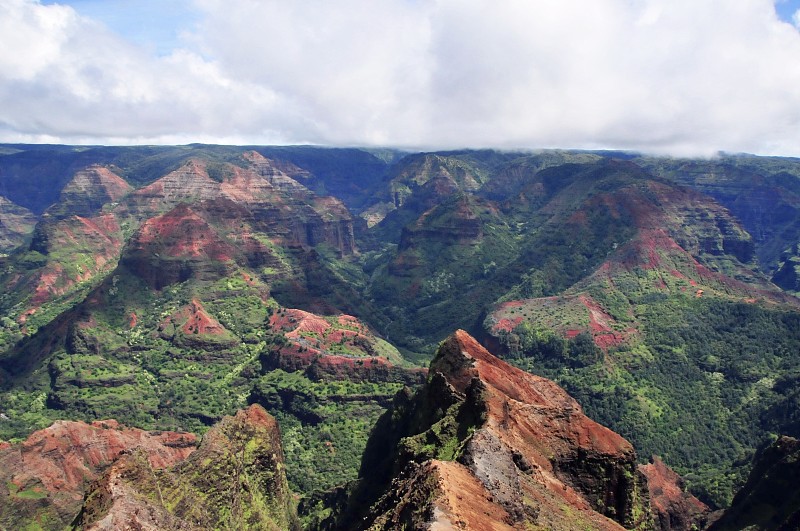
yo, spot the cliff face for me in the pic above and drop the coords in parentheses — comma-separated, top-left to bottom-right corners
(639, 457, 710, 531)
(0, 419, 197, 530)
(708, 436, 800, 531)
(340, 330, 705, 531)
(45, 165, 132, 219)
(0, 405, 298, 530)
(120, 202, 240, 289)
(259, 308, 426, 385)
(74, 404, 299, 531)
(637, 156, 800, 272)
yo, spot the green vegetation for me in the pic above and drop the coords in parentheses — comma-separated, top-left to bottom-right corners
(5, 145, 800, 524)
(251, 369, 403, 494)
(502, 297, 800, 508)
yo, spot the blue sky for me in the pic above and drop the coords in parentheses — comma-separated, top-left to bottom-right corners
(41, 0, 198, 55)
(7, 0, 800, 156)
(775, 0, 800, 23)
(45, 0, 800, 51)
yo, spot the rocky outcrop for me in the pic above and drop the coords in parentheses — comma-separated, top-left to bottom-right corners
(357, 459, 517, 530)
(708, 436, 800, 531)
(639, 457, 710, 530)
(261, 347, 426, 386)
(25, 213, 126, 301)
(339, 330, 658, 530)
(261, 309, 426, 385)
(0, 419, 197, 530)
(74, 404, 299, 531)
(243, 150, 314, 194)
(122, 157, 356, 256)
(124, 159, 221, 216)
(158, 298, 239, 351)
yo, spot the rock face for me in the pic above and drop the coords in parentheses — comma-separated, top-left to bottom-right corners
(24, 213, 127, 307)
(122, 157, 356, 257)
(708, 436, 800, 531)
(124, 159, 221, 216)
(0, 405, 298, 530)
(338, 330, 707, 530)
(45, 165, 132, 219)
(639, 457, 710, 530)
(115, 156, 356, 291)
(74, 404, 299, 531)
(120, 203, 239, 289)
(0, 419, 197, 530)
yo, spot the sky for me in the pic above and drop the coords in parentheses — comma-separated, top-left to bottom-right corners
(2, 1, 800, 156)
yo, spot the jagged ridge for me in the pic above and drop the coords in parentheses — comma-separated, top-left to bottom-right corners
(337, 330, 708, 531)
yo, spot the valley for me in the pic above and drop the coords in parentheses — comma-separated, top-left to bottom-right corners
(1, 144, 800, 529)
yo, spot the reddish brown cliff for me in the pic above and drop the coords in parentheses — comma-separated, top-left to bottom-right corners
(74, 404, 299, 531)
(0, 419, 196, 530)
(122, 157, 356, 256)
(343, 330, 708, 531)
(639, 457, 710, 530)
(121, 203, 239, 289)
(261, 309, 426, 385)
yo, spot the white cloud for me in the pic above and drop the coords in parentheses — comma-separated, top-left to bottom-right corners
(2, 0, 800, 156)
(0, 0, 294, 142)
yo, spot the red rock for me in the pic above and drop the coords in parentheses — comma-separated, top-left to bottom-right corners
(264, 309, 426, 385)
(0, 419, 196, 529)
(352, 330, 654, 530)
(639, 457, 710, 531)
(74, 404, 299, 531)
(45, 165, 132, 219)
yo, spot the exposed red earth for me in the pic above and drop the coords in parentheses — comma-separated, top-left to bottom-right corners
(356, 330, 708, 530)
(0, 419, 196, 528)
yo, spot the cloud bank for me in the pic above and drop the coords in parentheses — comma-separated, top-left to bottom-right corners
(2, 0, 800, 156)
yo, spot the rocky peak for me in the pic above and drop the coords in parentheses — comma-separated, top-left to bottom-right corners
(431, 329, 589, 414)
(74, 404, 299, 531)
(341, 330, 665, 530)
(46, 165, 132, 219)
(0, 419, 197, 530)
(120, 203, 238, 289)
(243, 150, 313, 192)
(125, 159, 220, 215)
(639, 457, 710, 530)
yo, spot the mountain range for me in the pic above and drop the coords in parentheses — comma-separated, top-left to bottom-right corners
(1, 143, 800, 529)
